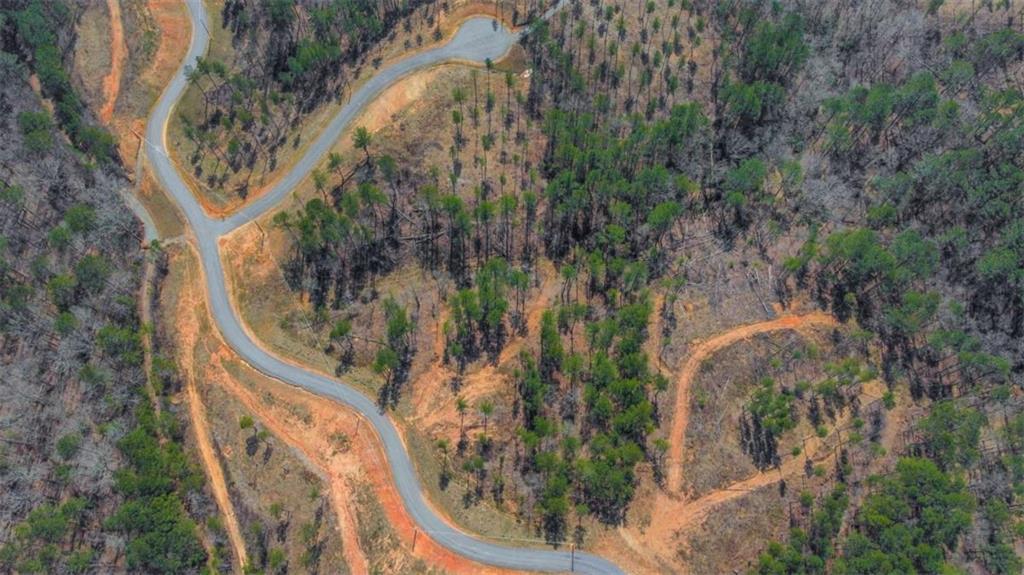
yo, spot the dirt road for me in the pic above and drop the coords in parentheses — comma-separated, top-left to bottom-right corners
(175, 253, 250, 570)
(186, 379, 250, 569)
(666, 311, 838, 493)
(99, 0, 125, 123)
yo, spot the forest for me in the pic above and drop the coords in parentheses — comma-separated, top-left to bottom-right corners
(0, 1, 217, 572)
(1, 0, 1023, 572)
(178, 0, 439, 199)
(265, 0, 1024, 570)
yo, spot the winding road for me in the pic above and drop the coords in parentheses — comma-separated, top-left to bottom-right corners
(141, 1, 623, 573)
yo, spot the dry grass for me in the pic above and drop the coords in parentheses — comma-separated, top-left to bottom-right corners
(69, 0, 192, 168)
(118, 0, 190, 119)
(604, 315, 899, 574)
(403, 429, 538, 544)
(202, 372, 351, 575)
(219, 223, 342, 380)
(44, 0, 183, 176)
(99, 0, 127, 123)
(210, 55, 564, 547)
(665, 310, 840, 492)
(161, 242, 527, 573)
(71, 1, 112, 111)
(161, 244, 352, 573)
(137, 162, 186, 238)
(679, 328, 837, 499)
(160, 240, 250, 571)
(219, 221, 542, 544)
(676, 484, 788, 574)
(185, 370, 251, 570)
(242, 61, 540, 247)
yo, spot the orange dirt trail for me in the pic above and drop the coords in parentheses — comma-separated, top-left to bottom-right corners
(208, 346, 515, 575)
(176, 253, 249, 571)
(666, 311, 838, 493)
(630, 382, 893, 569)
(99, 0, 125, 124)
(187, 378, 250, 570)
(207, 348, 371, 575)
(111, 0, 189, 168)
(625, 431, 832, 569)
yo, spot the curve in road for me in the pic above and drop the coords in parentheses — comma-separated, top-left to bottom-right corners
(143, 1, 623, 574)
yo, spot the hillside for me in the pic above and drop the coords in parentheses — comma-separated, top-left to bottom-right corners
(0, 2, 220, 573)
(220, 0, 1024, 572)
(4, 0, 1023, 574)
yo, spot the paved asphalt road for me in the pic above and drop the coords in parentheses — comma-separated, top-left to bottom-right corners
(142, 1, 625, 573)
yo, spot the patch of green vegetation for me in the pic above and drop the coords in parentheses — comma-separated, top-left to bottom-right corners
(4, 1, 117, 163)
(0, 498, 91, 573)
(753, 485, 847, 574)
(104, 400, 206, 574)
(835, 458, 974, 574)
(17, 110, 53, 152)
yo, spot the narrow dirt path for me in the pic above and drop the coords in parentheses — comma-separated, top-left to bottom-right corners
(137, 256, 164, 422)
(206, 346, 518, 575)
(630, 381, 898, 570)
(186, 379, 250, 571)
(140, 251, 234, 570)
(178, 243, 511, 575)
(99, 0, 125, 124)
(624, 434, 829, 568)
(99, 0, 187, 168)
(175, 256, 250, 572)
(668, 434, 824, 529)
(619, 311, 841, 569)
(206, 349, 371, 575)
(666, 311, 838, 493)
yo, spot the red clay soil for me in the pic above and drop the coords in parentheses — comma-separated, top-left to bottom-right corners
(666, 311, 839, 493)
(625, 381, 898, 571)
(410, 260, 559, 440)
(186, 378, 251, 569)
(173, 244, 517, 575)
(111, 0, 190, 168)
(208, 346, 517, 575)
(207, 348, 372, 575)
(622, 434, 830, 569)
(605, 311, 842, 571)
(99, 0, 126, 124)
(173, 254, 251, 571)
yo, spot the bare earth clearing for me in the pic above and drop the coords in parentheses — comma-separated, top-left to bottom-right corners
(99, 0, 126, 124)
